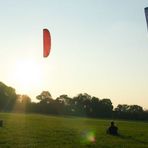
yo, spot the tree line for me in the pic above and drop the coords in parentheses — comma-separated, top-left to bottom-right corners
(0, 81, 148, 120)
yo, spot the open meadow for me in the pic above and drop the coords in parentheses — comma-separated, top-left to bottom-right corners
(0, 113, 148, 148)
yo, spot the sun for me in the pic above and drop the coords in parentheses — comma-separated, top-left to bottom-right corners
(11, 59, 43, 93)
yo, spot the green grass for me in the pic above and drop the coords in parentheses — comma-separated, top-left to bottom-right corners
(0, 113, 148, 147)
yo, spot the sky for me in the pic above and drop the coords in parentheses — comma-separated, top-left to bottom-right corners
(0, 0, 148, 109)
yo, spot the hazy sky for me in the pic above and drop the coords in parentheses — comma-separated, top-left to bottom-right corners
(0, 0, 148, 108)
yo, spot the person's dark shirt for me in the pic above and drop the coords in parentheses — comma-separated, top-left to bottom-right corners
(108, 125, 118, 135)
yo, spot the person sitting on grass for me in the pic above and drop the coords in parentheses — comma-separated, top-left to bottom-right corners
(107, 121, 118, 135)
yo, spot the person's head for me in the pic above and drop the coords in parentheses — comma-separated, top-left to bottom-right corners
(111, 121, 114, 126)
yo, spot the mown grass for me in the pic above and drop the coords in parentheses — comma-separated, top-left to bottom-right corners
(0, 113, 148, 147)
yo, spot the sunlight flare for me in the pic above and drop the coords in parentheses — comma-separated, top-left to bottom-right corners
(11, 59, 44, 93)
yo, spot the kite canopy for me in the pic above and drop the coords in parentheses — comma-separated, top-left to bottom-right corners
(145, 7, 148, 29)
(43, 29, 51, 57)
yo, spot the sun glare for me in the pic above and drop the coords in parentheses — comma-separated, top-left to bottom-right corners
(11, 59, 43, 94)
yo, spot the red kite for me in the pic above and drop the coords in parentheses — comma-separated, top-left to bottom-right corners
(43, 29, 51, 57)
(145, 7, 148, 30)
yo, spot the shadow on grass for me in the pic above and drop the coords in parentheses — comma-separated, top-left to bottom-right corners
(117, 134, 148, 144)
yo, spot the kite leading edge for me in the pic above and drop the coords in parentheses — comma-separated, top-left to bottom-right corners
(145, 7, 148, 30)
(43, 29, 51, 57)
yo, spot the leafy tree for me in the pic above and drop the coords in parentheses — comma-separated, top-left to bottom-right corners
(90, 97, 100, 117)
(36, 91, 53, 104)
(95, 98, 113, 117)
(56, 94, 71, 105)
(115, 104, 143, 113)
(0, 82, 17, 111)
(71, 93, 91, 116)
(115, 104, 129, 112)
(36, 91, 54, 114)
(18, 95, 31, 104)
(128, 105, 143, 113)
(13, 94, 31, 112)
(55, 94, 72, 114)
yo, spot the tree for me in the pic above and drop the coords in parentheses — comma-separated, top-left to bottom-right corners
(13, 94, 31, 113)
(128, 105, 143, 113)
(18, 95, 31, 104)
(36, 91, 53, 104)
(115, 104, 143, 113)
(56, 94, 71, 105)
(36, 91, 54, 114)
(99, 98, 113, 117)
(0, 82, 17, 111)
(114, 104, 130, 113)
(55, 94, 72, 114)
(71, 93, 92, 116)
(90, 96, 100, 117)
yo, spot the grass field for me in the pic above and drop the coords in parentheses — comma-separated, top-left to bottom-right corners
(0, 113, 148, 148)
